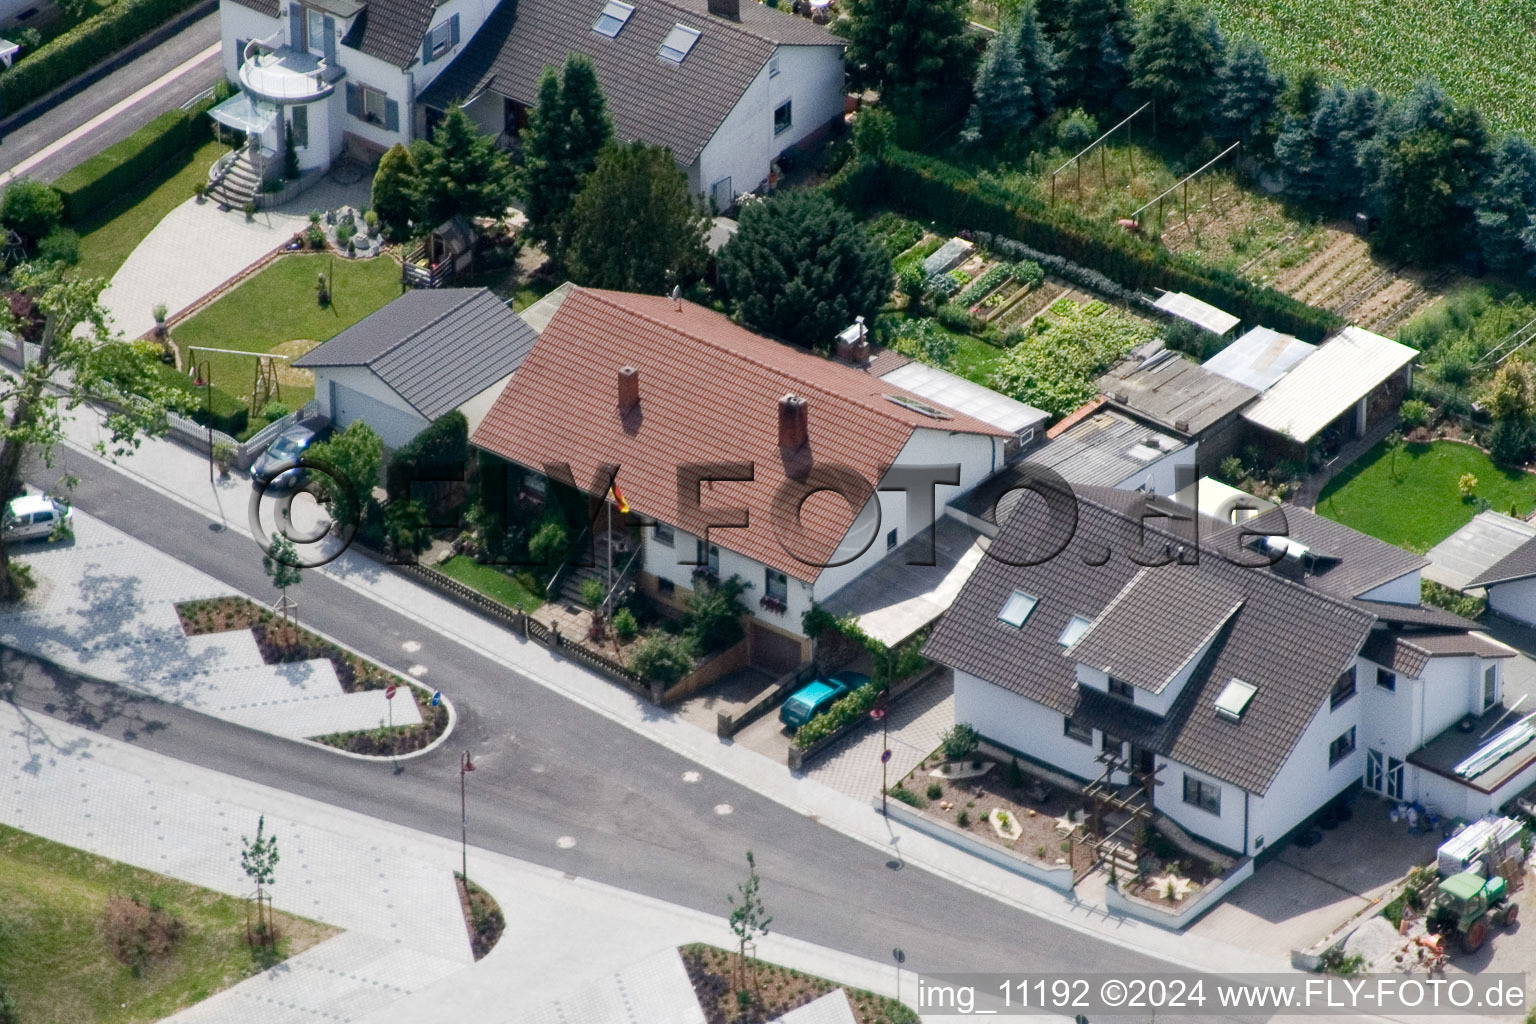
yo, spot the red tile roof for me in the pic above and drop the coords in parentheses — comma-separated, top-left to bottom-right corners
(470, 288, 1009, 582)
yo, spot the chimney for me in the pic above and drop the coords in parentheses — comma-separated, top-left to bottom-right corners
(707, 0, 740, 19)
(618, 366, 639, 413)
(778, 394, 808, 449)
(835, 316, 869, 365)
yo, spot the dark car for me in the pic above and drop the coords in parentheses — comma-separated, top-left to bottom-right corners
(779, 671, 870, 732)
(250, 425, 319, 491)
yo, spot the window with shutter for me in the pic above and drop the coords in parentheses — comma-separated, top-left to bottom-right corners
(345, 82, 361, 118)
(384, 98, 399, 132)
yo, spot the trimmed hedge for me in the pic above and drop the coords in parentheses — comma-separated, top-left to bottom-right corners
(0, 0, 206, 117)
(54, 104, 208, 222)
(826, 151, 1342, 343)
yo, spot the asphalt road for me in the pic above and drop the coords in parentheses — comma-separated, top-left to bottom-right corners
(1, 10, 221, 182)
(15, 448, 1266, 1014)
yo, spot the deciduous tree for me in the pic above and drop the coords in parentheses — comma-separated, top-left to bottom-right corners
(0, 264, 181, 600)
(307, 419, 383, 532)
(566, 142, 708, 292)
(717, 191, 892, 349)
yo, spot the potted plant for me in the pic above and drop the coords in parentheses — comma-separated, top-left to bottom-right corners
(151, 303, 168, 339)
(364, 209, 378, 237)
(194, 180, 207, 203)
(212, 440, 236, 479)
(242, 200, 256, 222)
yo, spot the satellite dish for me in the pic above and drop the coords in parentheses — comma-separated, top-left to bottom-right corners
(670, 284, 682, 308)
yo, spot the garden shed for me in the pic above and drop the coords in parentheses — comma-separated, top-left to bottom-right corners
(1241, 326, 1416, 446)
(1097, 342, 1258, 462)
(403, 216, 476, 288)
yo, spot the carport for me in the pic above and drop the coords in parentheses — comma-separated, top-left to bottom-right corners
(1425, 511, 1536, 590)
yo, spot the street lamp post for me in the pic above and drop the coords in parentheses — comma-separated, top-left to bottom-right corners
(195, 359, 213, 483)
(872, 697, 889, 814)
(459, 750, 475, 881)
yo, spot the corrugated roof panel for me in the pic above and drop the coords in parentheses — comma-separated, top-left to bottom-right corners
(1203, 326, 1317, 392)
(1241, 327, 1416, 442)
(880, 362, 1049, 435)
(1154, 291, 1240, 336)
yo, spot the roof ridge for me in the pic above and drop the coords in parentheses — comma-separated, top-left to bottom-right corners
(651, 0, 837, 48)
(578, 289, 1001, 436)
(1070, 489, 1380, 624)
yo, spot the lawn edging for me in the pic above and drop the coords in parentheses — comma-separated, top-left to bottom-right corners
(1103, 857, 1255, 931)
(876, 796, 1076, 893)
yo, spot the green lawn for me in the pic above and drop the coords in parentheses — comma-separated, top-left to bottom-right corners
(170, 253, 405, 413)
(949, 332, 1007, 387)
(0, 824, 336, 1024)
(1317, 440, 1536, 550)
(438, 555, 544, 612)
(73, 140, 232, 283)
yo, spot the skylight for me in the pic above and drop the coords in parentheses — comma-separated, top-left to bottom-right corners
(1058, 614, 1092, 647)
(998, 590, 1038, 628)
(883, 393, 954, 420)
(1214, 678, 1258, 721)
(659, 23, 701, 62)
(593, 0, 634, 38)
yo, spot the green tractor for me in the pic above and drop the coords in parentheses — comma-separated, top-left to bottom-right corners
(1429, 871, 1519, 954)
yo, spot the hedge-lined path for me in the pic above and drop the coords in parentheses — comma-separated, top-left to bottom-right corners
(0, 15, 220, 187)
(97, 173, 371, 342)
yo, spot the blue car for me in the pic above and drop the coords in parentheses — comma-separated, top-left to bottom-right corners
(780, 671, 870, 732)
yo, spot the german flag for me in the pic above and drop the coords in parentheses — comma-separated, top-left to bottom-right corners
(609, 483, 630, 514)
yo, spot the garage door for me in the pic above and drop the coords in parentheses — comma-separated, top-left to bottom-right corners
(750, 620, 803, 674)
(330, 380, 428, 449)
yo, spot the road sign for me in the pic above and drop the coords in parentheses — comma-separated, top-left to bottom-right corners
(385, 684, 398, 700)
(430, 690, 441, 707)
(881, 749, 892, 763)
(893, 947, 905, 964)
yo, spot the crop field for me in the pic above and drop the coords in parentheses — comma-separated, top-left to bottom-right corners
(1159, 0, 1536, 137)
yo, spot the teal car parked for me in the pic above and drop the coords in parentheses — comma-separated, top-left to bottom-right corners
(779, 671, 870, 732)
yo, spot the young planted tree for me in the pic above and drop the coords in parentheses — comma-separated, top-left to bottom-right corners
(406, 105, 515, 228)
(0, 264, 182, 600)
(727, 851, 772, 995)
(370, 144, 418, 241)
(240, 815, 281, 946)
(306, 419, 384, 533)
(520, 56, 613, 269)
(716, 190, 892, 349)
(836, 0, 973, 115)
(566, 142, 708, 293)
(1128, 0, 1227, 137)
(263, 534, 303, 621)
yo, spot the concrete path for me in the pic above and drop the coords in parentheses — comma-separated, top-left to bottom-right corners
(0, 507, 419, 739)
(0, 12, 222, 185)
(0, 696, 935, 1024)
(97, 173, 372, 342)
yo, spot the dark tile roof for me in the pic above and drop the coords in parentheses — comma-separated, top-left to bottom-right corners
(924, 485, 1379, 795)
(229, 0, 280, 16)
(419, 0, 840, 166)
(1351, 599, 1479, 630)
(1097, 345, 1259, 437)
(1361, 630, 1431, 678)
(1212, 505, 1428, 599)
(294, 288, 537, 420)
(1467, 534, 1536, 588)
(1068, 569, 1244, 692)
(227, 0, 436, 66)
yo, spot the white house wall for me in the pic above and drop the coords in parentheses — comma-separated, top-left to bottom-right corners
(642, 525, 815, 633)
(1155, 757, 1248, 855)
(1357, 571, 1421, 605)
(313, 366, 428, 445)
(1487, 576, 1536, 625)
(414, 0, 493, 93)
(220, 1, 277, 80)
(339, 47, 415, 151)
(1248, 689, 1365, 856)
(695, 43, 843, 204)
(812, 428, 1003, 602)
(951, 670, 1101, 781)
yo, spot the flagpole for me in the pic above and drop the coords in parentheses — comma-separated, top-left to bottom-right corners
(607, 495, 613, 602)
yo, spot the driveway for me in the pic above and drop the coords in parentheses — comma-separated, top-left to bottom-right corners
(1192, 793, 1441, 960)
(98, 172, 372, 341)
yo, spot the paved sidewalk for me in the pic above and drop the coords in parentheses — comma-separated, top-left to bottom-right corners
(0, 696, 945, 1024)
(56, 406, 1295, 979)
(0, 508, 417, 739)
(98, 174, 372, 342)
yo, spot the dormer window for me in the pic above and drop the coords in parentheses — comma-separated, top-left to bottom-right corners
(593, 0, 634, 38)
(659, 23, 701, 63)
